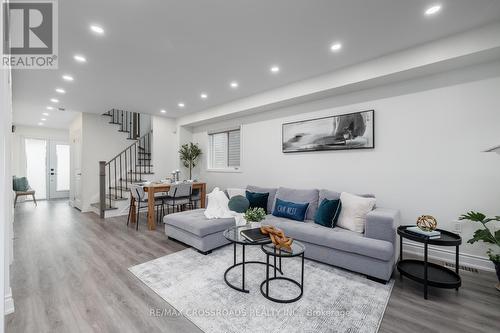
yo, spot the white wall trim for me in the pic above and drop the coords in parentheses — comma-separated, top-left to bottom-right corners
(403, 241, 494, 272)
(4, 288, 14, 315)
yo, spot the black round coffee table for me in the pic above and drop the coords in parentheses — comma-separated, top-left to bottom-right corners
(397, 225, 462, 299)
(223, 225, 281, 293)
(260, 241, 305, 303)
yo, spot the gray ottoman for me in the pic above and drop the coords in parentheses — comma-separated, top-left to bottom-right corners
(164, 209, 235, 254)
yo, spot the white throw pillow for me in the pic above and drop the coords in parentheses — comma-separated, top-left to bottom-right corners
(226, 188, 246, 199)
(337, 192, 376, 233)
(204, 187, 232, 219)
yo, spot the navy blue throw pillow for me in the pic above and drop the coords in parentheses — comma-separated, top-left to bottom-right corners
(246, 191, 269, 211)
(272, 198, 309, 222)
(314, 198, 342, 228)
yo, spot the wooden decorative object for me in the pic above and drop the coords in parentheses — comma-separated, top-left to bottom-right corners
(260, 225, 294, 250)
(416, 215, 438, 232)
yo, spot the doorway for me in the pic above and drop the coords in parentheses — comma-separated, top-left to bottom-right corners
(49, 141, 70, 199)
(24, 138, 70, 200)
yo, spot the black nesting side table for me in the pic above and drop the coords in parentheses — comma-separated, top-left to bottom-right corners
(260, 241, 305, 303)
(223, 226, 281, 293)
(397, 225, 462, 299)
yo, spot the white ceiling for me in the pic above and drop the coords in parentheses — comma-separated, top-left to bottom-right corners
(12, 0, 500, 128)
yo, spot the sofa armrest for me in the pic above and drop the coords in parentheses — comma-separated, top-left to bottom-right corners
(365, 208, 400, 245)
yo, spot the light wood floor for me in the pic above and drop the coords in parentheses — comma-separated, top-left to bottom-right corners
(6, 200, 500, 333)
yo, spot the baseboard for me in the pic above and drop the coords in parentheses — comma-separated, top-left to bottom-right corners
(5, 288, 14, 315)
(403, 241, 495, 272)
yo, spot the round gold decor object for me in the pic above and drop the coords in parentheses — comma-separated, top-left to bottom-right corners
(416, 215, 438, 231)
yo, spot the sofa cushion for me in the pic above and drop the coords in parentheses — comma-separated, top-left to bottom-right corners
(319, 189, 341, 202)
(246, 185, 277, 214)
(273, 187, 319, 221)
(246, 190, 269, 211)
(314, 198, 341, 228)
(228, 195, 249, 213)
(263, 216, 393, 261)
(337, 192, 376, 233)
(163, 209, 235, 237)
(272, 198, 309, 222)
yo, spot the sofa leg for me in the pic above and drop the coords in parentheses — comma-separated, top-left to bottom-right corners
(367, 275, 388, 284)
(197, 249, 212, 255)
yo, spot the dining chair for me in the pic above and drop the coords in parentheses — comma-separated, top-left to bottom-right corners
(127, 184, 164, 230)
(188, 188, 201, 210)
(163, 183, 192, 214)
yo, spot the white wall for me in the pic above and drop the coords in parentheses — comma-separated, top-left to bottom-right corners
(12, 125, 69, 178)
(80, 113, 135, 211)
(151, 116, 179, 179)
(190, 63, 500, 268)
(1, 54, 14, 321)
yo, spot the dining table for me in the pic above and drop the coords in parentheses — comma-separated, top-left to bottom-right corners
(129, 181, 207, 230)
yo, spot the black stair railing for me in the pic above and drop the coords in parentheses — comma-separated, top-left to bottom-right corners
(103, 108, 141, 139)
(99, 130, 152, 218)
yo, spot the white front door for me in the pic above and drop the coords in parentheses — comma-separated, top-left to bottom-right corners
(48, 141, 70, 199)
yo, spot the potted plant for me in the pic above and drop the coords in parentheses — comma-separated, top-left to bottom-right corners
(179, 142, 202, 180)
(459, 211, 500, 291)
(243, 207, 266, 226)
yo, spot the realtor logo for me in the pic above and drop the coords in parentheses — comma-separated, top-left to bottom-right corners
(2, 0, 58, 69)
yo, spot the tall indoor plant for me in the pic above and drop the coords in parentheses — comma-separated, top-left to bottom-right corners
(179, 142, 202, 180)
(459, 211, 500, 291)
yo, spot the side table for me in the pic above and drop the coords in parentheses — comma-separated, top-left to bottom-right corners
(397, 225, 462, 299)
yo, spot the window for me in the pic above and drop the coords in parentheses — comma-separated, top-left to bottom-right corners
(208, 128, 241, 170)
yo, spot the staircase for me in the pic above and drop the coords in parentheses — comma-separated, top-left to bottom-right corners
(91, 109, 154, 218)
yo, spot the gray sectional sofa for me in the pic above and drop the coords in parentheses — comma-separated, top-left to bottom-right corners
(164, 185, 400, 282)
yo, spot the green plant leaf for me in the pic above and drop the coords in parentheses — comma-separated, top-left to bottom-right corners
(467, 229, 496, 245)
(459, 211, 486, 222)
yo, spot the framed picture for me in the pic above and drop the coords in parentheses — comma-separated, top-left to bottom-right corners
(282, 110, 374, 153)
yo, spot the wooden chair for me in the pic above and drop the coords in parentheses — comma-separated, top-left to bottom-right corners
(14, 188, 37, 207)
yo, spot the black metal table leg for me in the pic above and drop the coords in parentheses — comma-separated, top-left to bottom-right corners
(455, 245, 459, 291)
(424, 242, 428, 299)
(233, 242, 236, 266)
(266, 253, 269, 297)
(242, 244, 245, 290)
(274, 247, 277, 278)
(301, 253, 304, 294)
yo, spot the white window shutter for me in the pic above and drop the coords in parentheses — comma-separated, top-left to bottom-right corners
(228, 130, 240, 167)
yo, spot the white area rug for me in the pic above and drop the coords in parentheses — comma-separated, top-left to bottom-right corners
(129, 245, 393, 333)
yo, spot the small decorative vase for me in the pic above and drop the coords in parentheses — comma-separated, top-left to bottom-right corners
(416, 215, 438, 231)
(494, 261, 500, 292)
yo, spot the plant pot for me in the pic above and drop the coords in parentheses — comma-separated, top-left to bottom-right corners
(495, 261, 500, 292)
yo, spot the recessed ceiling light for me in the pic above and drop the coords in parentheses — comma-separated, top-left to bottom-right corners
(200, 93, 208, 99)
(74, 54, 87, 63)
(41, 118, 47, 121)
(55, 88, 66, 94)
(50, 98, 59, 103)
(330, 43, 342, 52)
(62, 74, 74, 81)
(42, 112, 49, 116)
(230, 81, 239, 89)
(178, 102, 185, 108)
(90, 25, 104, 34)
(425, 4, 442, 16)
(46, 106, 54, 110)
(38, 122, 44, 126)
(270, 65, 280, 73)
(160, 109, 167, 113)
